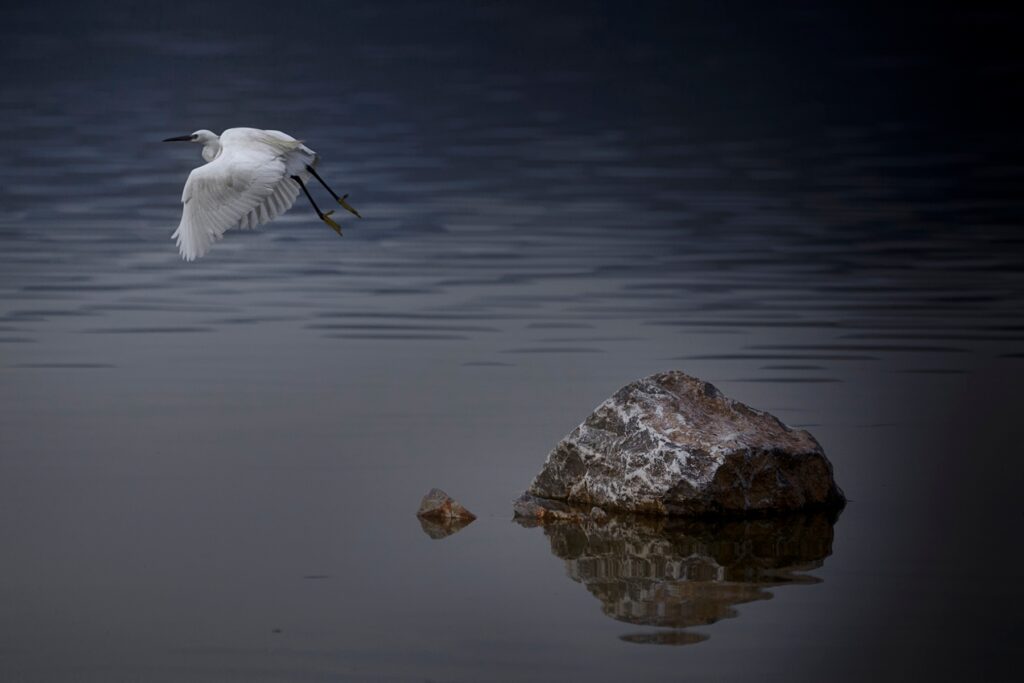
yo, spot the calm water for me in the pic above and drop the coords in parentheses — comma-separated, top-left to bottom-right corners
(2, 2, 1023, 681)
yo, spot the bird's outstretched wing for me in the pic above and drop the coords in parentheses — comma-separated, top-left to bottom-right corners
(234, 129, 312, 232)
(235, 173, 301, 231)
(172, 131, 307, 261)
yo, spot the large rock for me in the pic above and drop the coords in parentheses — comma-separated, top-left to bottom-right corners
(525, 371, 844, 516)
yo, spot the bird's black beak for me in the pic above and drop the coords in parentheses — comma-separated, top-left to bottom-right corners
(162, 134, 194, 142)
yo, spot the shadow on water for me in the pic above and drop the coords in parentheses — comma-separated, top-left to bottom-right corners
(517, 511, 839, 645)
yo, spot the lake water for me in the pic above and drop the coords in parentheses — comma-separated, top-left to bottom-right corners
(1, 2, 1022, 681)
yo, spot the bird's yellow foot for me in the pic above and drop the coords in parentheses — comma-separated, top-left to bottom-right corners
(338, 194, 361, 218)
(321, 211, 342, 235)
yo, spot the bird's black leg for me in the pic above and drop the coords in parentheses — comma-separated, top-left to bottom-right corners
(305, 165, 361, 218)
(293, 175, 341, 235)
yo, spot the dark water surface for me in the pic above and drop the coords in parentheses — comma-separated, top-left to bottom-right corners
(2, 2, 1023, 681)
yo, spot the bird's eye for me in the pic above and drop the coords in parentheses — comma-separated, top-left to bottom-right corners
(191, 134, 199, 141)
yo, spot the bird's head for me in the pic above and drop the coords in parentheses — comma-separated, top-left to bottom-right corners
(163, 129, 217, 144)
(164, 129, 222, 162)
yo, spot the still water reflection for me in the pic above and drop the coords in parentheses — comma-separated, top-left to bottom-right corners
(520, 512, 836, 645)
(418, 515, 475, 540)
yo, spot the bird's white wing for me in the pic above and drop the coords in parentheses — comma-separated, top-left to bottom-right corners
(236, 174, 301, 231)
(172, 139, 289, 261)
(233, 129, 320, 230)
(224, 127, 315, 233)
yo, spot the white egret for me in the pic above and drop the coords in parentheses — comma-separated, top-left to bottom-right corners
(163, 128, 361, 261)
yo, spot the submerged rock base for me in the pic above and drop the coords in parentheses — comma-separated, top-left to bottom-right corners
(523, 371, 845, 517)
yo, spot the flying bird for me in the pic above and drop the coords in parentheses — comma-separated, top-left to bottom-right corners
(163, 128, 361, 261)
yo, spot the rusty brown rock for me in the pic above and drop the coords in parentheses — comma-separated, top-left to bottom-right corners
(524, 371, 845, 516)
(416, 488, 477, 522)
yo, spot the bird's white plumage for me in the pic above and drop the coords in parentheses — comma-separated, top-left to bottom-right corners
(171, 128, 318, 261)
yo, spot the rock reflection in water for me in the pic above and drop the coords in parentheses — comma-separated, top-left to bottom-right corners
(418, 516, 475, 540)
(521, 512, 838, 645)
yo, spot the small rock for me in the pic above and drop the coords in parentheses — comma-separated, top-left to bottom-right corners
(416, 488, 477, 522)
(590, 506, 609, 523)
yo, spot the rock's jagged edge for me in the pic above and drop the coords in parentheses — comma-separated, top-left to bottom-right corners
(521, 371, 846, 518)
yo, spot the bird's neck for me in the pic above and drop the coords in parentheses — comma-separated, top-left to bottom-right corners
(201, 138, 222, 163)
